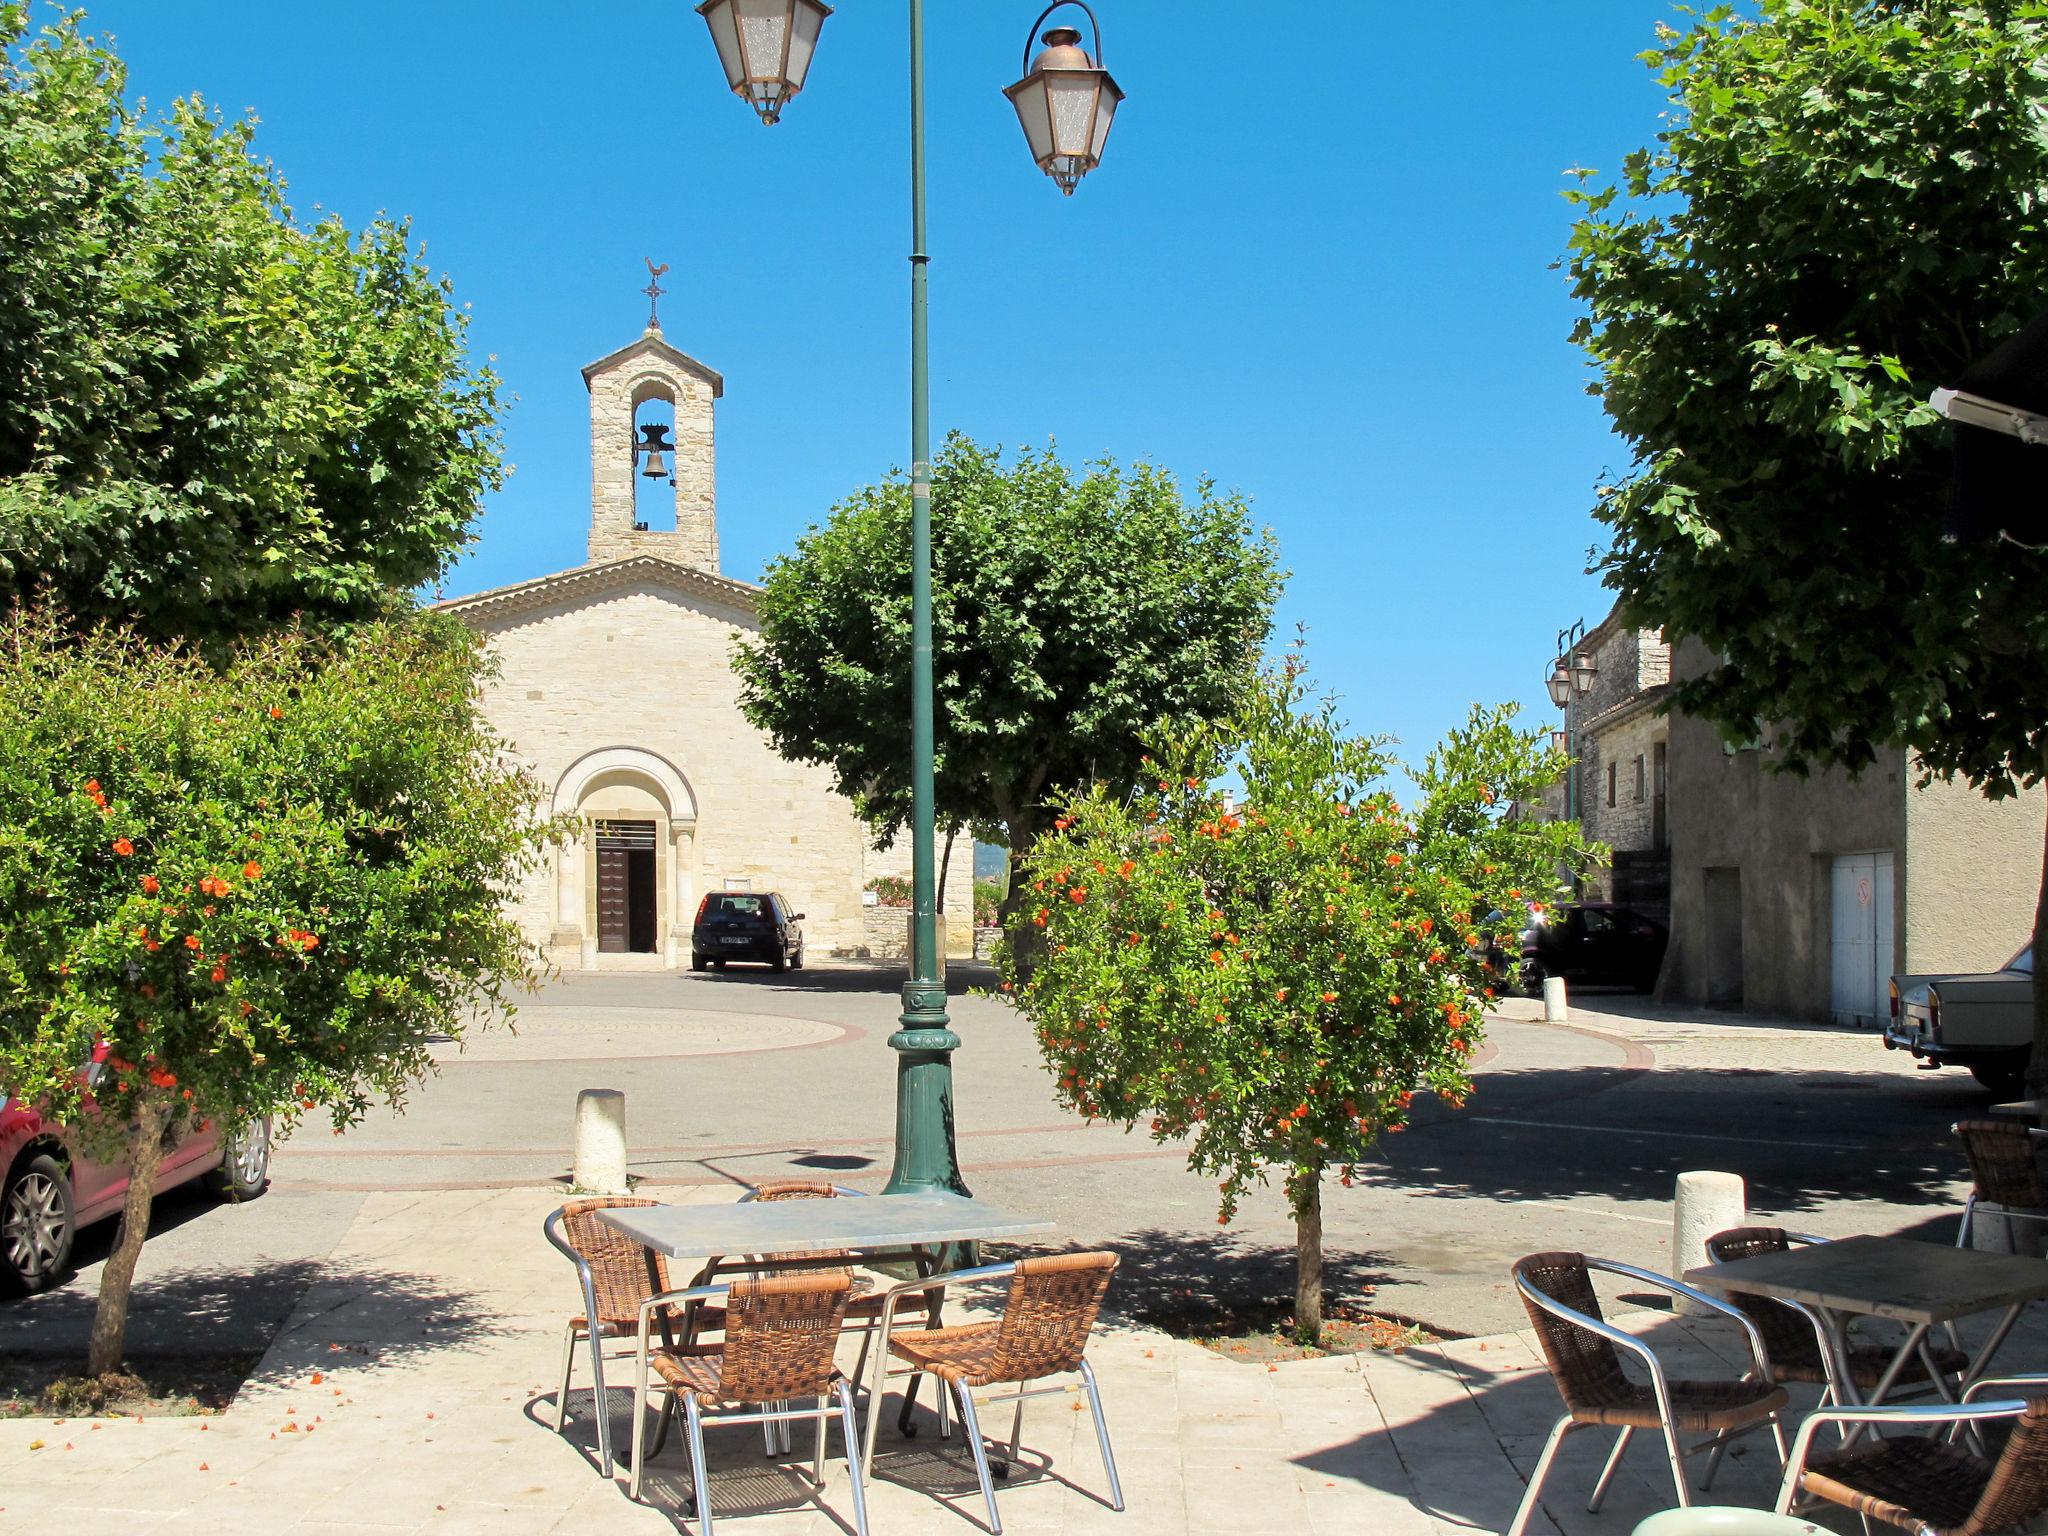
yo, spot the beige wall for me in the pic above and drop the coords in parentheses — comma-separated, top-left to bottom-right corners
(474, 576, 872, 965)
(1904, 769, 2045, 975)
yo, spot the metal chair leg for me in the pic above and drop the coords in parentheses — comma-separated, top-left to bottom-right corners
(1660, 1414, 1695, 1510)
(1588, 1426, 1634, 1511)
(685, 1397, 716, 1532)
(898, 1371, 923, 1436)
(1080, 1359, 1125, 1511)
(648, 1393, 676, 1460)
(1508, 1416, 1576, 1536)
(629, 1353, 652, 1500)
(554, 1322, 579, 1432)
(954, 1381, 1004, 1536)
(814, 1393, 830, 1487)
(588, 1321, 616, 1478)
(838, 1381, 873, 1536)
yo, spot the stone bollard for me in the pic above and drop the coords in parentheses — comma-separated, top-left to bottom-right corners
(1542, 974, 1569, 1022)
(1672, 1170, 1745, 1317)
(574, 1088, 629, 1195)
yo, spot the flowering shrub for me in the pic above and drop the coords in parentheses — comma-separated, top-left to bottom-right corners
(864, 875, 913, 908)
(0, 606, 556, 1370)
(1000, 662, 1594, 1335)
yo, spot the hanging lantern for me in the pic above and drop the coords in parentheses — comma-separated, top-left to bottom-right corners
(1545, 658, 1571, 708)
(696, 0, 832, 125)
(1003, 3, 1122, 194)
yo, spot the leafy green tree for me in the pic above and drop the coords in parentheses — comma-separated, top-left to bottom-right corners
(733, 433, 1282, 913)
(0, 605, 553, 1375)
(1001, 663, 1590, 1337)
(0, 6, 504, 642)
(1567, 0, 2048, 1072)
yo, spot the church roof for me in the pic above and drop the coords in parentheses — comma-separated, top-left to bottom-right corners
(433, 554, 761, 628)
(581, 328, 725, 398)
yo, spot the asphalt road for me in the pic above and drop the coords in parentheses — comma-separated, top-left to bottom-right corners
(1, 962, 1987, 1357)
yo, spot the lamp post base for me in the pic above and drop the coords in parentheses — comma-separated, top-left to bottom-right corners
(883, 977, 965, 1197)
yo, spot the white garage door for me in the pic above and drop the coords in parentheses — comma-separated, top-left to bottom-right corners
(1831, 851, 1895, 1026)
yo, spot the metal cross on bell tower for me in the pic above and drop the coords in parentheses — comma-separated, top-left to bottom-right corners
(642, 258, 669, 332)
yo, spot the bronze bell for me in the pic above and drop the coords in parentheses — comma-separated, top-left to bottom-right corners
(637, 422, 675, 480)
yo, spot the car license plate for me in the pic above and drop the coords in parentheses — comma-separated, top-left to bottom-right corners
(721, 936, 751, 945)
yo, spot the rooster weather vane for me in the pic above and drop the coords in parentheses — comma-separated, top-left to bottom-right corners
(642, 259, 669, 331)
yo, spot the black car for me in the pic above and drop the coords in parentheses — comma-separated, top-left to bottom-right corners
(692, 891, 806, 972)
(1521, 903, 1667, 994)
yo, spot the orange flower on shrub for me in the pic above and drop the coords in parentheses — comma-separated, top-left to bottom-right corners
(112, 837, 134, 857)
(141, 875, 159, 894)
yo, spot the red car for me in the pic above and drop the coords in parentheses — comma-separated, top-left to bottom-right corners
(2, 1050, 270, 1293)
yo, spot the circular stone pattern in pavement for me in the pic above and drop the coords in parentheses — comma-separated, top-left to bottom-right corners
(429, 1007, 843, 1063)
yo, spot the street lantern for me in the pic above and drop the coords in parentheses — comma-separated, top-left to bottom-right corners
(696, 0, 832, 125)
(1004, 3, 1123, 194)
(1570, 650, 1598, 696)
(1545, 658, 1571, 709)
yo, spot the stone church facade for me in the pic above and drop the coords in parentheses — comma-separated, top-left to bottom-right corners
(438, 320, 970, 970)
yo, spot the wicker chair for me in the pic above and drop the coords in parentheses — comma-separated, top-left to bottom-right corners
(1776, 1376, 2048, 1535)
(859, 1252, 1123, 1536)
(545, 1196, 717, 1478)
(629, 1270, 871, 1536)
(1953, 1120, 2048, 1252)
(1509, 1252, 1790, 1536)
(1705, 1227, 1968, 1407)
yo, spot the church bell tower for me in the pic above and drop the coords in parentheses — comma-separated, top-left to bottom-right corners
(581, 267, 725, 572)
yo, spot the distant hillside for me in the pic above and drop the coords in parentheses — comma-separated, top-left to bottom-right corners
(973, 841, 1007, 881)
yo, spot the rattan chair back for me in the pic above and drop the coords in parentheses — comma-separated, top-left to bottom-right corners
(1515, 1252, 1632, 1415)
(1956, 1120, 2048, 1210)
(740, 1179, 856, 1275)
(718, 1271, 855, 1404)
(1961, 1400, 2048, 1536)
(1704, 1226, 1813, 1368)
(558, 1196, 673, 1326)
(988, 1251, 1118, 1383)
(748, 1180, 844, 1202)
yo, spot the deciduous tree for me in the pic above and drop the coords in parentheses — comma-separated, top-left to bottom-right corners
(732, 433, 1282, 914)
(0, 7, 504, 642)
(1002, 663, 1590, 1337)
(1567, 0, 2048, 1077)
(0, 606, 553, 1375)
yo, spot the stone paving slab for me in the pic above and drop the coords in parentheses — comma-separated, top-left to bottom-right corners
(9, 1185, 2048, 1535)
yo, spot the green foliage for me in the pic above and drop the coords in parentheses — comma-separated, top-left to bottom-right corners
(1565, 0, 2048, 792)
(0, 603, 556, 1155)
(972, 875, 1004, 928)
(733, 434, 1283, 866)
(864, 875, 913, 908)
(0, 7, 504, 642)
(1000, 662, 1592, 1258)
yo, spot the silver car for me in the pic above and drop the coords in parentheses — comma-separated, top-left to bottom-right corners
(1885, 944, 2035, 1096)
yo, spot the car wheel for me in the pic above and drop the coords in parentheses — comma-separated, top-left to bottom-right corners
(204, 1118, 271, 1202)
(712, 959, 726, 970)
(791, 946, 805, 971)
(2, 1152, 76, 1295)
(1971, 1063, 2028, 1099)
(1519, 961, 1546, 998)
(771, 950, 789, 973)
(691, 953, 708, 973)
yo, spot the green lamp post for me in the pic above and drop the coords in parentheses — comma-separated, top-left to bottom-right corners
(696, 0, 1122, 1199)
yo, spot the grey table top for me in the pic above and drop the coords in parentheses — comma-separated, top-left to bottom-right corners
(595, 1190, 1056, 1260)
(1685, 1234, 2048, 1325)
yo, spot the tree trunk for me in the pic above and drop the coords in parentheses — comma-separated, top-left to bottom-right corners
(996, 809, 1045, 976)
(2031, 747, 2048, 1111)
(937, 824, 956, 915)
(1290, 1164, 1324, 1343)
(87, 1095, 168, 1377)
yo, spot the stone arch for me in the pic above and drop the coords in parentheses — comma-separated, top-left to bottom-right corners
(552, 747, 700, 969)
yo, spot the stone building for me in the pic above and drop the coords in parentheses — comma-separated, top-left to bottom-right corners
(437, 318, 970, 970)
(1543, 603, 2044, 1023)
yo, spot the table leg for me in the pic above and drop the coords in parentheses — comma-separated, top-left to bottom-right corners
(1840, 1321, 1930, 1450)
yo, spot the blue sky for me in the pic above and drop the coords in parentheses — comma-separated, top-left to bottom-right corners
(64, 1, 1674, 768)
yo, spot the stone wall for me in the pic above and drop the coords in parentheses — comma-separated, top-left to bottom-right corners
(1904, 770, 2045, 975)
(585, 331, 720, 571)
(461, 572, 877, 966)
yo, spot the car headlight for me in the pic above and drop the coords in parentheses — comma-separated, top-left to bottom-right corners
(1928, 986, 1942, 1038)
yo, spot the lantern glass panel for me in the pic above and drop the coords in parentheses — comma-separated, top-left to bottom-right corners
(737, 0, 792, 85)
(1089, 79, 1121, 159)
(1007, 77, 1054, 164)
(1546, 667, 1570, 707)
(1047, 71, 1099, 158)
(699, 0, 744, 88)
(785, 0, 824, 91)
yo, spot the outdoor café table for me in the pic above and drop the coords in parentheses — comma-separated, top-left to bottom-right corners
(596, 1188, 1054, 1275)
(1685, 1234, 2048, 1443)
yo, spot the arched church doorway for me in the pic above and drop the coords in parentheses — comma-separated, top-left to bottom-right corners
(553, 747, 699, 969)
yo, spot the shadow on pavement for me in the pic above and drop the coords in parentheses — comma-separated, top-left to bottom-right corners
(1004, 1224, 1400, 1335)
(1376, 1063, 1979, 1214)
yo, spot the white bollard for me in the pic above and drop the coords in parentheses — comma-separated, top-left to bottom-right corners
(574, 1088, 629, 1195)
(1672, 1171, 1746, 1317)
(1542, 974, 1569, 1022)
